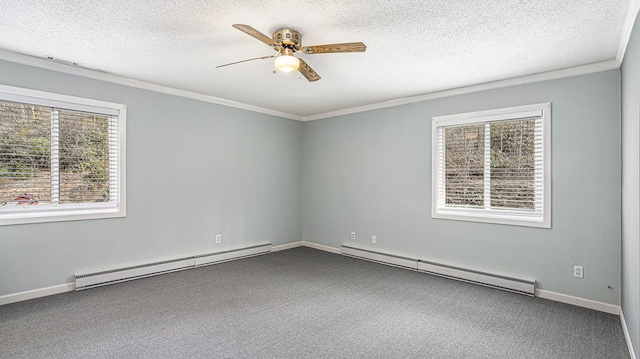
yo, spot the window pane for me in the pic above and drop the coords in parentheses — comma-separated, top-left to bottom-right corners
(489, 119, 535, 210)
(58, 110, 110, 203)
(0, 101, 51, 204)
(445, 124, 485, 208)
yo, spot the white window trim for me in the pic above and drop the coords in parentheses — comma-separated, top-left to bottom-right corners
(431, 103, 551, 228)
(0, 84, 126, 226)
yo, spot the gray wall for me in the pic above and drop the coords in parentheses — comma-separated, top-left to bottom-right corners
(622, 11, 640, 357)
(303, 70, 621, 305)
(0, 55, 627, 313)
(0, 60, 303, 296)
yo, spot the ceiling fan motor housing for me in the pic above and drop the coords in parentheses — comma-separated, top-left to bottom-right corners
(222, 24, 366, 82)
(272, 28, 302, 50)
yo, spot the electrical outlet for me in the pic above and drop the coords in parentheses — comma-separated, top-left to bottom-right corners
(350, 232, 356, 240)
(372, 235, 377, 244)
(216, 234, 222, 244)
(573, 265, 584, 278)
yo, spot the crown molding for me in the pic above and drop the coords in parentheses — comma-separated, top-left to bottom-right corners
(303, 60, 620, 121)
(617, 0, 640, 63)
(0, 49, 304, 121)
(0, 49, 621, 123)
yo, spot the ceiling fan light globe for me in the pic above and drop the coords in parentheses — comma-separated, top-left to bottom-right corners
(274, 55, 300, 73)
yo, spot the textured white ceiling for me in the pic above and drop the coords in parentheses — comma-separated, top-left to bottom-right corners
(0, 0, 632, 118)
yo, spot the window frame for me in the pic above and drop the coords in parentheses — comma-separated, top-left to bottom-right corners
(0, 84, 126, 226)
(431, 103, 551, 228)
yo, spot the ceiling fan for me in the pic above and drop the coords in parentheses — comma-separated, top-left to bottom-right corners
(216, 24, 366, 82)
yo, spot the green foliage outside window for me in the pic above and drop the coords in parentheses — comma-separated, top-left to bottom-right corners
(444, 119, 535, 210)
(0, 101, 110, 204)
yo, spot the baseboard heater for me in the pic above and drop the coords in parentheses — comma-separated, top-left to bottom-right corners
(75, 243, 271, 291)
(341, 245, 418, 270)
(341, 245, 535, 296)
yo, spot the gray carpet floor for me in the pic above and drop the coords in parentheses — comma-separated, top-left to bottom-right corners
(0, 247, 630, 358)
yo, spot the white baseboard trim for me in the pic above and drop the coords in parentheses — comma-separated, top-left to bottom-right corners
(0, 283, 75, 306)
(1, 242, 625, 323)
(536, 289, 620, 315)
(271, 240, 340, 254)
(272, 241, 304, 252)
(341, 245, 419, 270)
(1, 243, 274, 305)
(324, 243, 620, 315)
(621, 308, 638, 359)
(302, 241, 341, 254)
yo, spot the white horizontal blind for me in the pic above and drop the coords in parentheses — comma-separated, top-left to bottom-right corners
(0, 101, 117, 207)
(0, 101, 52, 204)
(435, 127, 446, 209)
(50, 109, 60, 204)
(442, 123, 485, 208)
(432, 103, 550, 228)
(534, 117, 544, 214)
(57, 109, 112, 204)
(0, 84, 125, 226)
(438, 118, 540, 212)
(488, 118, 537, 212)
(108, 114, 118, 203)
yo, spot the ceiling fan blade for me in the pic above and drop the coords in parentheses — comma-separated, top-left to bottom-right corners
(298, 58, 321, 82)
(300, 42, 366, 54)
(216, 55, 275, 68)
(232, 24, 278, 48)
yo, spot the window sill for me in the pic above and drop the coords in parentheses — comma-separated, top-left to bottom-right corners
(432, 208, 550, 228)
(0, 204, 125, 226)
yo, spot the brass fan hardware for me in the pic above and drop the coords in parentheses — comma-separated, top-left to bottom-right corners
(216, 24, 367, 82)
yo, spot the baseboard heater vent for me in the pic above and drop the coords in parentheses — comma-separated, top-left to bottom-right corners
(341, 245, 418, 270)
(340, 245, 535, 296)
(194, 244, 272, 267)
(417, 261, 535, 296)
(75, 243, 271, 291)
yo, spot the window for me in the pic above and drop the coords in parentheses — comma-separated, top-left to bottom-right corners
(0, 84, 126, 225)
(432, 103, 550, 228)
